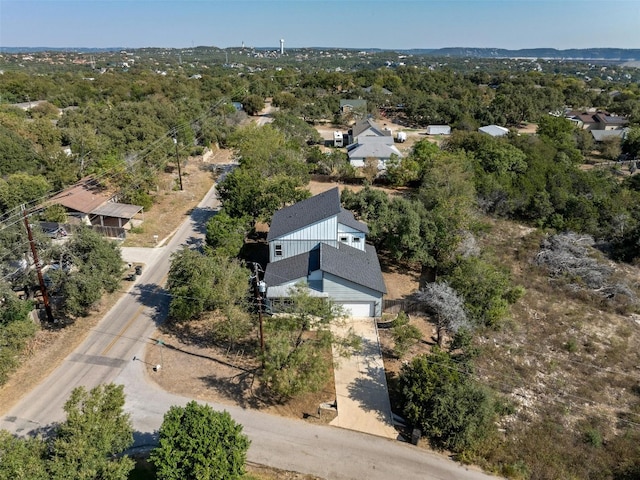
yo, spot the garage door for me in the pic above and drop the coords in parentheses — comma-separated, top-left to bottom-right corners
(338, 302, 373, 317)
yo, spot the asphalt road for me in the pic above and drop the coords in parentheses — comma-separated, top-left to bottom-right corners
(0, 167, 498, 480)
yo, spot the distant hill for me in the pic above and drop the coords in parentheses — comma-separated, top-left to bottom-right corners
(401, 47, 640, 60)
(0, 47, 123, 53)
(2, 46, 639, 61)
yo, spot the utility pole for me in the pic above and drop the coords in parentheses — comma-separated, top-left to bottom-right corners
(252, 263, 266, 358)
(172, 132, 184, 191)
(22, 206, 54, 323)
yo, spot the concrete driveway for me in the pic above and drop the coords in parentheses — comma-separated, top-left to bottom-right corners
(330, 317, 399, 439)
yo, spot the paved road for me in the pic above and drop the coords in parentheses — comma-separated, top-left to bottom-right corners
(0, 167, 497, 480)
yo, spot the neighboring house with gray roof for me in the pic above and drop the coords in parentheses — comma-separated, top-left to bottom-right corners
(340, 99, 367, 115)
(363, 85, 393, 96)
(350, 118, 392, 139)
(346, 137, 403, 169)
(346, 118, 400, 170)
(591, 128, 629, 143)
(264, 187, 386, 317)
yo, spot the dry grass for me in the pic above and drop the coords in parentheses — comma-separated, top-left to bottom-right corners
(246, 463, 323, 480)
(474, 218, 640, 437)
(146, 315, 338, 424)
(123, 148, 232, 247)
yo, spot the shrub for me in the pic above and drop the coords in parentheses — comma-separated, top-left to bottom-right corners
(390, 311, 422, 358)
(399, 348, 499, 454)
(150, 401, 250, 480)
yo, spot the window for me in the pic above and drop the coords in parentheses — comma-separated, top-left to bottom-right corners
(274, 244, 283, 256)
(340, 236, 348, 242)
(352, 237, 361, 243)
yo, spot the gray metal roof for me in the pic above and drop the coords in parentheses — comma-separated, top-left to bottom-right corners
(591, 129, 627, 142)
(267, 188, 341, 241)
(357, 135, 395, 145)
(340, 99, 367, 109)
(363, 86, 392, 95)
(91, 202, 143, 219)
(337, 208, 369, 234)
(264, 242, 386, 294)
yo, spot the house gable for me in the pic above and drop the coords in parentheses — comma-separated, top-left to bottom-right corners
(351, 118, 392, 139)
(267, 188, 340, 241)
(269, 216, 338, 262)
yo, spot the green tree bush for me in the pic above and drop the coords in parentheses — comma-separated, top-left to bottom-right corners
(167, 248, 249, 324)
(0, 282, 36, 385)
(443, 256, 524, 329)
(56, 227, 123, 318)
(0, 430, 49, 480)
(150, 401, 249, 480)
(399, 348, 498, 454)
(205, 209, 250, 258)
(48, 384, 134, 480)
(261, 284, 358, 398)
(390, 311, 422, 358)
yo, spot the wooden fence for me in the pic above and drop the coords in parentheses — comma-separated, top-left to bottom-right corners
(383, 298, 422, 314)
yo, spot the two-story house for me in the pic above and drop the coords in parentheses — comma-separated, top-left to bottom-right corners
(263, 187, 386, 317)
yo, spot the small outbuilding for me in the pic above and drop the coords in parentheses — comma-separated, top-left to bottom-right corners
(426, 125, 451, 135)
(479, 125, 510, 137)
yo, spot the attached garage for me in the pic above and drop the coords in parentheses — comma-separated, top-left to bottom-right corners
(336, 302, 374, 317)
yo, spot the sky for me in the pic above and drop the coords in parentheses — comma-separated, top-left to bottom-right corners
(1, 0, 639, 50)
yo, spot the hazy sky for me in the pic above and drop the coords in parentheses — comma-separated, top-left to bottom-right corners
(1, 0, 639, 50)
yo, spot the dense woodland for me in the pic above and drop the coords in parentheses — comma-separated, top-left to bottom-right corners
(1, 49, 640, 479)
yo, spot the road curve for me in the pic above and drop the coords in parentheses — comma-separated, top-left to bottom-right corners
(0, 167, 498, 480)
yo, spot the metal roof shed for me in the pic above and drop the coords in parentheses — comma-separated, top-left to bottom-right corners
(90, 202, 144, 228)
(479, 125, 510, 137)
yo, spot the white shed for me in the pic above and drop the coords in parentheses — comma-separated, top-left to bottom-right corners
(426, 125, 451, 135)
(479, 125, 509, 137)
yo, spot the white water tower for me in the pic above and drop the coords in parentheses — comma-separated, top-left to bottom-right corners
(280, 38, 284, 55)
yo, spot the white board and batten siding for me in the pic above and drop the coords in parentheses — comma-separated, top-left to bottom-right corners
(323, 272, 383, 317)
(337, 223, 366, 251)
(269, 217, 338, 262)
